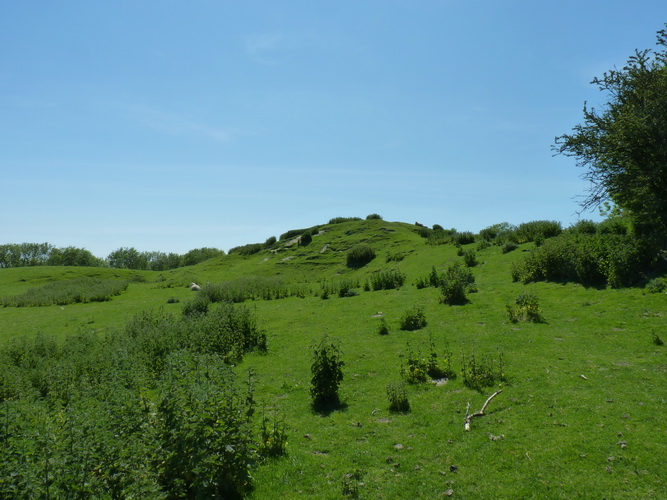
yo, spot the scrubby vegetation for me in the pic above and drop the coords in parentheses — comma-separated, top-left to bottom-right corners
(510, 231, 659, 288)
(1, 214, 666, 498)
(0, 303, 268, 498)
(346, 244, 376, 268)
(1, 277, 129, 307)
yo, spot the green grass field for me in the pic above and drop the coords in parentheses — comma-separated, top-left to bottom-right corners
(1, 218, 665, 498)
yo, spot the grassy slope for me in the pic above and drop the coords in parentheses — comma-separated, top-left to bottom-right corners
(1, 219, 666, 498)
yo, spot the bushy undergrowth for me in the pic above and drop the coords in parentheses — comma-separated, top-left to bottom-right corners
(310, 335, 344, 410)
(400, 338, 455, 383)
(506, 293, 545, 323)
(511, 232, 657, 288)
(1, 278, 129, 307)
(645, 277, 667, 294)
(228, 242, 264, 256)
(280, 227, 319, 241)
(369, 269, 406, 290)
(201, 277, 308, 303)
(461, 351, 505, 391)
(346, 244, 376, 268)
(0, 303, 270, 498)
(386, 381, 410, 412)
(328, 217, 362, 224)
(440, 263, 477, 305)
(399, 306, 427, 331)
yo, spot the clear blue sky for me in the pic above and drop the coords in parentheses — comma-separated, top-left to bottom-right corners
(1, 1, 665, 257)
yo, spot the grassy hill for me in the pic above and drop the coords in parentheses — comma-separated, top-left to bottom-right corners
(1, 218, 666, 498)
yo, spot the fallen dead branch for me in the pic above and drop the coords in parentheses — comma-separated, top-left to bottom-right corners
(464, 390, 502, 431)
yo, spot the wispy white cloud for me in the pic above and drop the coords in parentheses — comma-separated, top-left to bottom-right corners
(133, 106, 236, 142)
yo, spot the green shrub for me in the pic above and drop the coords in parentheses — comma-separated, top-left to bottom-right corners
(157, 351, 254, 498)
(258, 408, 288, 459)
(386, 251, 405, 262)
(182, 295, 210, 317)
(476, 239, 490, 251)
(300, 231, 313, 246)
(0, 309, 263, 498)
(511, 233, 656, 288)
(502, 241, 518, 254)
(440, 263, 476, 305)
(366, 213, 383, 220)
(1, 278, 129, 307)
(652, 330, 664, 346)
(228, 243, 263, 255)
(328, 217, 362, 224)
(346, 244, 376, 268)
(370, 269, 406, 290)
(568, 219, 598, 235)
(514, 220, 562, 243)
(451, 231, 476, 245)
(478, 222, 515, 243)
(280, 227, 318, 241)
(506, 293, 544, 323)
(400, 337, 454, 383)
(462, 250, 478, 267)
(597, 217, 629, 235)
(399, 306, 427, 331)
(201, 277, 294, 303)
(310, 335, 344, 409)
(377, 318, 390, 335)
(264, 236, 277, 248)
(386, 382, 410, 412)
(337, 279, 359, 298)
(461, 351, 505, 391)
(646, 277, 667, 293)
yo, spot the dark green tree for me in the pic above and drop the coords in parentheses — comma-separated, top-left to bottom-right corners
(554, 25, 667, 237)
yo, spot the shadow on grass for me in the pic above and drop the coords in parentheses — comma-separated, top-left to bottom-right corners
(311, 395, 348, 416)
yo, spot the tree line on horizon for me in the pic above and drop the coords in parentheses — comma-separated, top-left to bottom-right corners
(0, 243, 224, 271)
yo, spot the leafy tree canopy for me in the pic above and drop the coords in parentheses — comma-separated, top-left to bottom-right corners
(554, 25, 667, 237)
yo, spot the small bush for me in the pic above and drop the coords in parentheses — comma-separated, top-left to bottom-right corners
(386, 382, 410, 412)
(337, 279, 359, 298)
(228, 243, 263, 256)
(652, 330, 664, 346)
(300, 231, 313, 246)
(476, 239, 490, 251)
(310, 335, 344, 409)
(258, 408, 288, 459)
(440, 263, 476, 305)
(370, 269, 406, 290)
(462, 250, 478, 267)
(346, 244, 376, 268)
(400, 337, 454, 383)
(329, 217, 362, 224)
(646, 277, 667, 294)
(264, 236, 277, 248)
(1, 278, 129, 307)
(366, 213, 383, 220)
(568, 219, 598, 235)
(399, 306, 427, 331)
(182, 295, 210, 317)
(461, 351, 505, 391)
(506, 293, 544, 323)
(502, 241, 518, 254)
(377, 317, 390, 335)
(451, 231, 475, 245)
(514, 220, 562, 243)
(386, 252, 405, 262)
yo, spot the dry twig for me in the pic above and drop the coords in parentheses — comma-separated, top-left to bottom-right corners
(464, 390, 502, 431)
